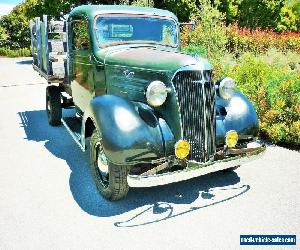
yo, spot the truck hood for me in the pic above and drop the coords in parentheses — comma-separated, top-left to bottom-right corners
(102, 46, 203, 72)
(98, 45, 213, 144)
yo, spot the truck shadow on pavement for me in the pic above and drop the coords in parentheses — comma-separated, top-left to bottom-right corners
(19, 110, 250, 226)
(16, 59, 33, 65)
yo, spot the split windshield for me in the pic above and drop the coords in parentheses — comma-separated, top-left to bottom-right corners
(95, 15, 178, 47)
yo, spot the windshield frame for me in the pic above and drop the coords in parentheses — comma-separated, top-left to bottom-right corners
(94, 13, 179, 48)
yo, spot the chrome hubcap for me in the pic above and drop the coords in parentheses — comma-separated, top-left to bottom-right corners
(97, 149, 109, 175)
(95, 141, 109, 186)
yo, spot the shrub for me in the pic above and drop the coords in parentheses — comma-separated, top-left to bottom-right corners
(181, 0, 227, 65)
(181, 44, 207, 58)
(225, 52, 300, 145)
(288, 121, 300, 145)
(213, 52, 237, 79)
(225, 53, 272, 116)
(0, 47, 31, 57)
(226, 23, 300, 55)
(260, 48, 300, 71)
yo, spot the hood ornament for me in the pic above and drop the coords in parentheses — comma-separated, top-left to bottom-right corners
(123, 70, 135, 79)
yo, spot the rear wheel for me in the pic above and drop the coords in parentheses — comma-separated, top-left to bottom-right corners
(90, 130, 129, 201)
(46, 85, 62, 126)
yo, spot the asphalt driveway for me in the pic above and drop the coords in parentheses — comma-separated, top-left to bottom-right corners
(0, 57, 299, 249)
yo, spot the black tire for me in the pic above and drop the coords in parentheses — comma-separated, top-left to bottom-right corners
(90, 130, 129, 201)
(46, 85, 62, 126)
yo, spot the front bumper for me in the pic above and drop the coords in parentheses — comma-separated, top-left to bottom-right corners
(127, 141, 266, 187)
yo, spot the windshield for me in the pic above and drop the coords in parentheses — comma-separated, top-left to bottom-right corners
(95, 15, 178, 47)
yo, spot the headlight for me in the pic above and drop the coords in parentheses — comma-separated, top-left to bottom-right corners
(146, 81, 168, 107)
(219, 77, 235, 100)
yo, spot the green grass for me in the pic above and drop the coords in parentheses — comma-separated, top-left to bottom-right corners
(0, 47, 31, 57)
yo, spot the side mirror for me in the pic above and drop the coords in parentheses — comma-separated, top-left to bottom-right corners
(180, 20, 196, 31)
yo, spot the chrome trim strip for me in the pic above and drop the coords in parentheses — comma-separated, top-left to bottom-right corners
(170, 63, 213, 139)
(172, 69, 215, 161)
(127, 144, 266, 187)
(170, 63, 213, 83)
(151, 157, 167, 164)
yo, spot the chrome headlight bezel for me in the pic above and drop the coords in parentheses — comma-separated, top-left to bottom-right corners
(145, 81, 168, 107)
(218, 77, 236, 100)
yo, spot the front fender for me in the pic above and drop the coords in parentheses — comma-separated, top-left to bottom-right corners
(86, 95, 171, 165)
(216, 91, 259, 145)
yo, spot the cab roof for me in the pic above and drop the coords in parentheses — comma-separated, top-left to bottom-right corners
(69, 5, 178, 22)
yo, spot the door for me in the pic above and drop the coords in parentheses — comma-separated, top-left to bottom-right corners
(70, 17, 94, 112)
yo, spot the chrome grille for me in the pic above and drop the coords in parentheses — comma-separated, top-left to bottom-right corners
(173, 70, 216, 162)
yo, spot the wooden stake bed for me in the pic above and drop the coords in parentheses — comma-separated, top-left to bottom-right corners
(30, 15, 68, 84)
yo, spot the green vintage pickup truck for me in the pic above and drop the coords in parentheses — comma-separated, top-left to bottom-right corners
(30, 5, 265, 200)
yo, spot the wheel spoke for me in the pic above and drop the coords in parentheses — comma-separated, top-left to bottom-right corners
(95, 141, 109, 187)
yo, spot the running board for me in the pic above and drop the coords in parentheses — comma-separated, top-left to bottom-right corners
(61, 116, 85, 151)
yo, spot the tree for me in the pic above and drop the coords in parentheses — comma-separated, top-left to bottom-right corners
(157, 0, 200, 22)
(0, 25, 9, 48)
(1, 0, 299, 51)
(237, 0, 285, 30)
(215, 0, 240, 25)
(0, 12, 31, 49)
(277, 5, 298, 32)
(182, 0, 227, 64)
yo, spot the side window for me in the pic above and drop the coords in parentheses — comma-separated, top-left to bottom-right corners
(72, 19, 90, 50)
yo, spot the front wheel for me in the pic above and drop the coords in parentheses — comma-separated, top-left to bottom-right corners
(90, 130, 129, 201)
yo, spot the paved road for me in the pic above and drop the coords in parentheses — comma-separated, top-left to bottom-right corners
(0, 57, 299, 250)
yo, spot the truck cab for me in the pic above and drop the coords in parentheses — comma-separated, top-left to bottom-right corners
(30, 5, 265, 201)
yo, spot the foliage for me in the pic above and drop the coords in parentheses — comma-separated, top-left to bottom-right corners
(226, 23, 300, 56)
(0, 25, 8, 38)
(0, 47, 31, 57)
(261, 73, 300, 145)
(217, 0, 300, 32)
(181, 44, 207, 57)
(180, 0, 227, 65)
(218, 51, 300, 146)
(0, 14, 31, 49)
(0, 0, 299, 54)
(0, 0, 44, 50)
(237, 0, 286, 30)
(0, 25, 8, 44)
(277, 5, 299, 32)
(260, 48, 300, 71)
(121, 0, 154, 7)
(162, 0, 200, 22)
(227, 53, 272, 116)
(215, 0, 239, 25)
